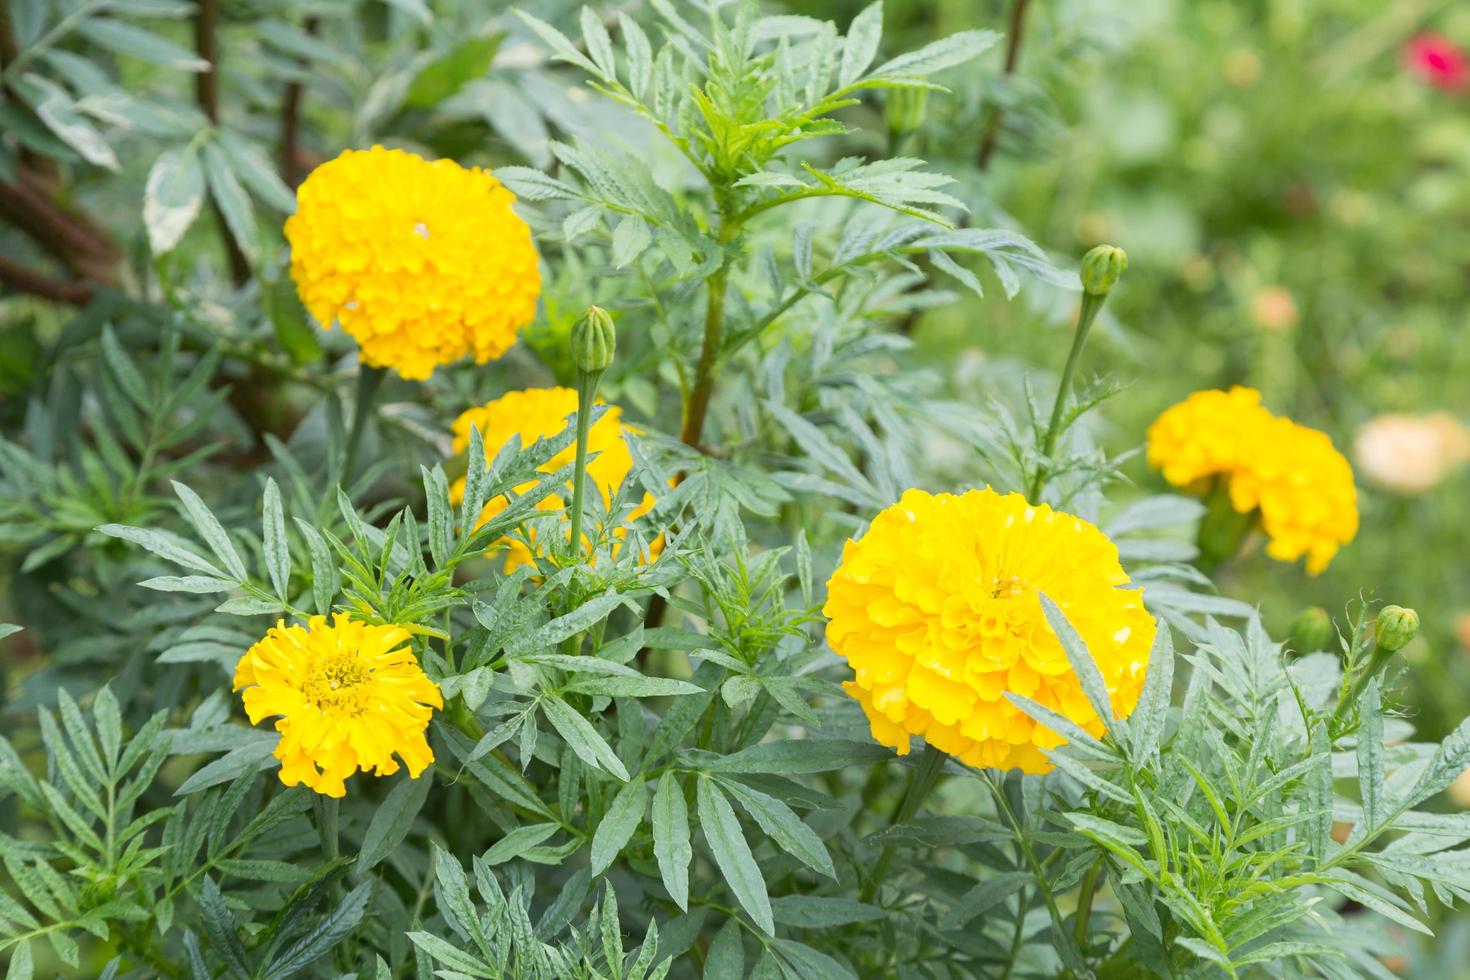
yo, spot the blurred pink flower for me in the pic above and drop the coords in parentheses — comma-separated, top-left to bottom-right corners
(1405, 33, 1469, 92)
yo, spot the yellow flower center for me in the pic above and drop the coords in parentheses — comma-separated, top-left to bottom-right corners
(990, 575, 1029, 599)
(304, 653, 372, 715)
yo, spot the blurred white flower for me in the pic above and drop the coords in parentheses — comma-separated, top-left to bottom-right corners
(1354, 412, 1470, 495)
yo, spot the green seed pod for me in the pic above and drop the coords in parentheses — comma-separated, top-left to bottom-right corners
(1374, 605, 1419, 655)
(1080, 244, 1128, 297)
(571, 305, 616, 375)
(886, 86, 929, 137)
(1289, 606, 1334, 653)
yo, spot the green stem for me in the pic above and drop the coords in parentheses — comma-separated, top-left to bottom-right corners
(1074, 856, 1104, 950)
(680, 264, 729, 449)
(1195, 479, 1254, 577)
(985, 771, 1084, 972)
(340, 364, 385, 486)
(568, 368, 602, 560)
(314, 795, 340, 863)
(1028, 291, 1106, 502)
(862, 743, 948, 901)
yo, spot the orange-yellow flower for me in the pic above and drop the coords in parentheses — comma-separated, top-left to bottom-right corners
(1147, 386, 1358, 574)
(285, 146, 540, 380)
(824, 488, 1154, 774)
(233, 614, 442, 798)
(448, 387, 657, 570)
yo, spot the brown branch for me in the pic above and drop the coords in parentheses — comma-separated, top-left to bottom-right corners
(0, 171, 119, 282)
(0, 252, 96, 304)
(279, 16, 319, 187)
(976, 0, 1032, 171)
(194, 0, 251, 286)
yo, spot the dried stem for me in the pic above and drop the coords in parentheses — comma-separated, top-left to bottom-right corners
(976, 0, 1032, 171)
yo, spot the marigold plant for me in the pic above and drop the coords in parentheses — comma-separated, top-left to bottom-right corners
(285, 146, 541, 380)
(1147, 385, 1359, 573)
(233, 614, 443, 797)
(825, 487, 1154, 772)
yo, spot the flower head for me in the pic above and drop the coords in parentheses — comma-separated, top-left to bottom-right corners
(233, 614, 443, 798)
(1405, 34, 1469, 92)
(823, 488, 1154, 774)
(285, 146, 541, 380)
(1147, 387, 1358, 574)
(1354, 412, 1470, 495)
(448, 387, 656, 569)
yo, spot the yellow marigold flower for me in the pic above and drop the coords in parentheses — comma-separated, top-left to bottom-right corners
(285, 146, 541, 381)
(1146, 386, 1358, 574)
(233, 614, 443, 798)
(823, 488, 1154, 774)
(448, 387, 657, 570)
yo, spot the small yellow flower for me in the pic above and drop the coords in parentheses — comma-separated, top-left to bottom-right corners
(1147, 386, 1358, 575)
(233, 614, 443, 798)
(285, 146, 541, 381)
(823, 488, 1154, 774)
(448, 387, 657, 570)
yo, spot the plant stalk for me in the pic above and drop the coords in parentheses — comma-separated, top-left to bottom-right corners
(863, 743, 948, 901)
(340, 364, 386, 486)
(977, 0, 1033, 170)
(569, 367, 603, 560)
(680, 265, 728, 449)
(1028, 291, 1105, 501)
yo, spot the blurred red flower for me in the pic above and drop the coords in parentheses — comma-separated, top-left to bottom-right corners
(1405, 33, 1469, 92)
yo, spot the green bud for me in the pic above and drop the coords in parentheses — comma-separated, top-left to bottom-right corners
(1080, 244, 1128, 297)
(1374, 605, 1419, 655)
(1289, 606, 1334, 653)
(571, 305, 616, 375)
(885, 87, 929, 137)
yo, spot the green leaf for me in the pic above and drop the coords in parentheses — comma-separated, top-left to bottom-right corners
(98, 523, 223, 577)
(203, 141, 257, 262)
(198, 877, 251, 979)
(1128, 621, 1174, 763)
(590, 778, 648, 875)
(1039, 593, 1115, 729)
(706, 739, 893, 775)
(172, 481, 247, 580)
(265, 274, 321, 365)
(357, 773, 433, 873)
(483, 823, 559, 865)
(696, 776, 773, 935)
(12, 73, 118, 170)
(144, 143, 205, 253)
(542, 695, 629, 780)
(721, 779, 834, 879)
(261, 479, 290, 602)
(839, 2, 883, 88)
(78, 17, 209, 70)
(652, 772, 691, 910)
(406, 33, 505, 108)
(612, 214, 652, 267)
(261, 882, 371, 980)
(861, 29, 998, 85)
(1358, 678, 1386, 830)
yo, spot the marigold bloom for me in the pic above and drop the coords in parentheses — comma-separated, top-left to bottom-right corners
(1405, 34, 1469, 92)
(824, 488, 1154, 774)
(233, 614, 443, 798)
(285, 146, 541, 381)
(448, 387, 657, 570)
(1354, 412, 1470, 495)
(1147, 386, 1358, 574)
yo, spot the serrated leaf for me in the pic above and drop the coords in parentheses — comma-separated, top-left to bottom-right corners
(696, 776, 772, 935)
(652, 772, 691, 909)
(144, 143, 205, 253)
(590, 778, 648, 875)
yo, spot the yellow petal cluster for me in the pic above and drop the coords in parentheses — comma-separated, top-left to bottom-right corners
(1146, 386, 1358, 574)
(233, 614, 443, 798)
(285, 146, 541, 381)
(824, 488, 1153, 774)
(448, 387, 657, 570)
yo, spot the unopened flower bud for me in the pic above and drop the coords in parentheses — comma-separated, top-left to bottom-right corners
(1374, 605, 1419, 655)
(1289, 606, 1334, 653)
(1080, 245, 1127, 297)
(886, 87, 929, 137)
(571, 306, 615, 375)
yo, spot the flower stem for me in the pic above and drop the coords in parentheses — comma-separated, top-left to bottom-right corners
(680, 264, 728, 450)
(863, 743, 948, 901)
(1028, 291, 1105, 502)
(569, 368, 603, 560)
(340, 364, 385, 487)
